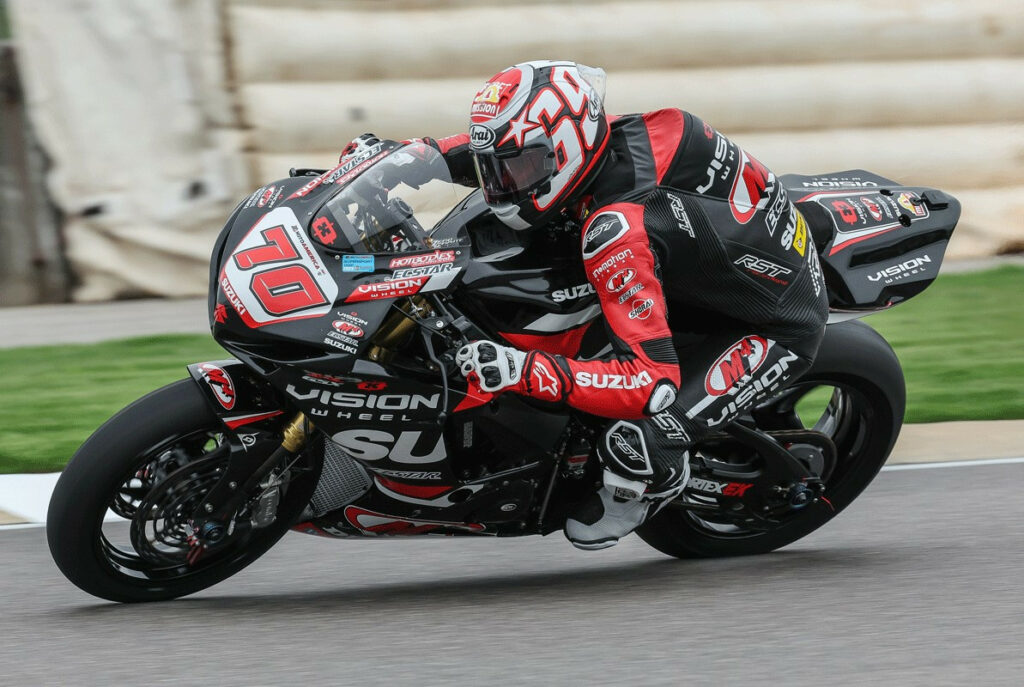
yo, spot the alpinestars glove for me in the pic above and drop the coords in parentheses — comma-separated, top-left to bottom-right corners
(456, 341, 526, 393)
(456, 341, 572, 403)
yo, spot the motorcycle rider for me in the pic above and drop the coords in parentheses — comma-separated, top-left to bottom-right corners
(405, 60, 828, 549)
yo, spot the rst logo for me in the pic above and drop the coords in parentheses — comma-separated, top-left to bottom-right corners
(582, 212, 629, 259)
(197, 363, 236, 410)
(735, 254, 792, 284)
(705, 336, 770, 397)
(666, 193, 694, 237)
(331, 430, 446, 464)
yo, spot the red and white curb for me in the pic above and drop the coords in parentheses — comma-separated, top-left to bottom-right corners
(3, 456, 1024, 530)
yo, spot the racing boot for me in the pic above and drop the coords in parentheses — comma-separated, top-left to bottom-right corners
(565, 466, 687, 550)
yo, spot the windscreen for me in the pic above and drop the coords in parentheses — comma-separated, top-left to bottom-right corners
(314, 143, 465, 254)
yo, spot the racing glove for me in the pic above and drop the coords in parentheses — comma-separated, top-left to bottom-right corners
(339, 133, 381, 162)
(456, 341, 572, 403)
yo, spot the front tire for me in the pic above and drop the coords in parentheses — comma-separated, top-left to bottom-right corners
(638, 320, 905, 558)
(47, 380, 318, 603)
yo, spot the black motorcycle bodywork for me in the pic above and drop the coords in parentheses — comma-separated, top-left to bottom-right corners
(194, 146, 960, 540)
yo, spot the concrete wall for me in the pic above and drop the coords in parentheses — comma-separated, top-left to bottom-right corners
(230, 0, 1024, 259)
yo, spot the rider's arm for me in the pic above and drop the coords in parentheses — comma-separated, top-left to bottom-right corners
(554, 203, 681, 418)
(458, 203, 680, 419)
(418, 134, 479, 187)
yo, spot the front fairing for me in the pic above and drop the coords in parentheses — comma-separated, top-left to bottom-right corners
(208, 142, 472, 375)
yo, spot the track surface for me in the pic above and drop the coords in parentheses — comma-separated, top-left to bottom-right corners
(4, 463, 1024, 686)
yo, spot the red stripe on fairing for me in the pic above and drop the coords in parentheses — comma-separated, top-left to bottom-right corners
(223, 410, 284, 429)
(642, 109, 685, 184)
(435, 133, 470, 154)
(828, 225, 901, 255)
(375, 476, 451, 498)
(453, 387, 493, 412)
(499, 321, 593, 358)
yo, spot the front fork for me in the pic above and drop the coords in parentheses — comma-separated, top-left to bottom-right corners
(189, 412, 311, 547)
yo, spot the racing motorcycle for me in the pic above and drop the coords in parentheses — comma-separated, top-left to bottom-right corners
(47, 140, 961, 602)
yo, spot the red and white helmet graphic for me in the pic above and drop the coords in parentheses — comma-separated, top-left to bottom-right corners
(468, 60, 610, 230)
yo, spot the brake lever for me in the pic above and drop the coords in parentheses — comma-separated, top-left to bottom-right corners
(420, 326, 450, 425)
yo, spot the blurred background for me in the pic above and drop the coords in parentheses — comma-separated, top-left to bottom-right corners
(1, 0, 1022, 305)
(2, 6, 1022, 681)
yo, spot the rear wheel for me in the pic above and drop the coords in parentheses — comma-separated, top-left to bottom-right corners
(638, 320, 905, 558)
(47, 380, 320, 602)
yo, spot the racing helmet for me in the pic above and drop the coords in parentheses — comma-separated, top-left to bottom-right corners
(469, 60, 610, 230)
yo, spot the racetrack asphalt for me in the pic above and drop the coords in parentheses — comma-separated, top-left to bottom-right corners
(3, 461, 1023, 686)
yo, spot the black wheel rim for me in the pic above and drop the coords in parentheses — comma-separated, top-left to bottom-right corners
(677, 378, 882, 539)
(96, 427, 262, 583)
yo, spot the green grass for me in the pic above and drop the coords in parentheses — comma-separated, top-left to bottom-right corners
(0, 335, 225, 473)
(869, 266, 1024, 423)
(794, 266, 1024, 426)
(1, 267, 1022, 473)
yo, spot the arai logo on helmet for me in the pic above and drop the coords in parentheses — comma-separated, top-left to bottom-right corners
(198, 363, 236, 410)
(470, 125, 496, 150)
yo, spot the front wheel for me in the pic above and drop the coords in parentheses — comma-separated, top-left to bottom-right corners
(638, 320, 906, 558)
(47, 380, 320, 603)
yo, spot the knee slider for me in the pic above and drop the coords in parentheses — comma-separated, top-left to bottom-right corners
(645, 379, 677, 415)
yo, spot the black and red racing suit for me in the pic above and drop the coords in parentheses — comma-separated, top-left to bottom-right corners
(424, 109, 828, 488)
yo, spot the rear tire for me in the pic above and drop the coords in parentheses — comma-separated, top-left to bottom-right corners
(47, 380, 318, 603)
(637, 320, 905, 558)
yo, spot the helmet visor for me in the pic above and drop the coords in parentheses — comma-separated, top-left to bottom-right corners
(473, 145, 555, 206)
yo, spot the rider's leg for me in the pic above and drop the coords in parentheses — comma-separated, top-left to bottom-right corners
(565, 330, 822, 550)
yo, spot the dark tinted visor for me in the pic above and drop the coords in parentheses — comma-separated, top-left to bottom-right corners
(473, 145, 555, 205)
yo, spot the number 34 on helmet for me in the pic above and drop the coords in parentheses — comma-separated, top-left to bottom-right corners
(468, 60, 611, 230)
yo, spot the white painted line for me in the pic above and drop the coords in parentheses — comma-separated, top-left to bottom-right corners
(0, 473, 59, 523)
(883, 456, 1024, 471)
(1, 457, 1021, 531)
